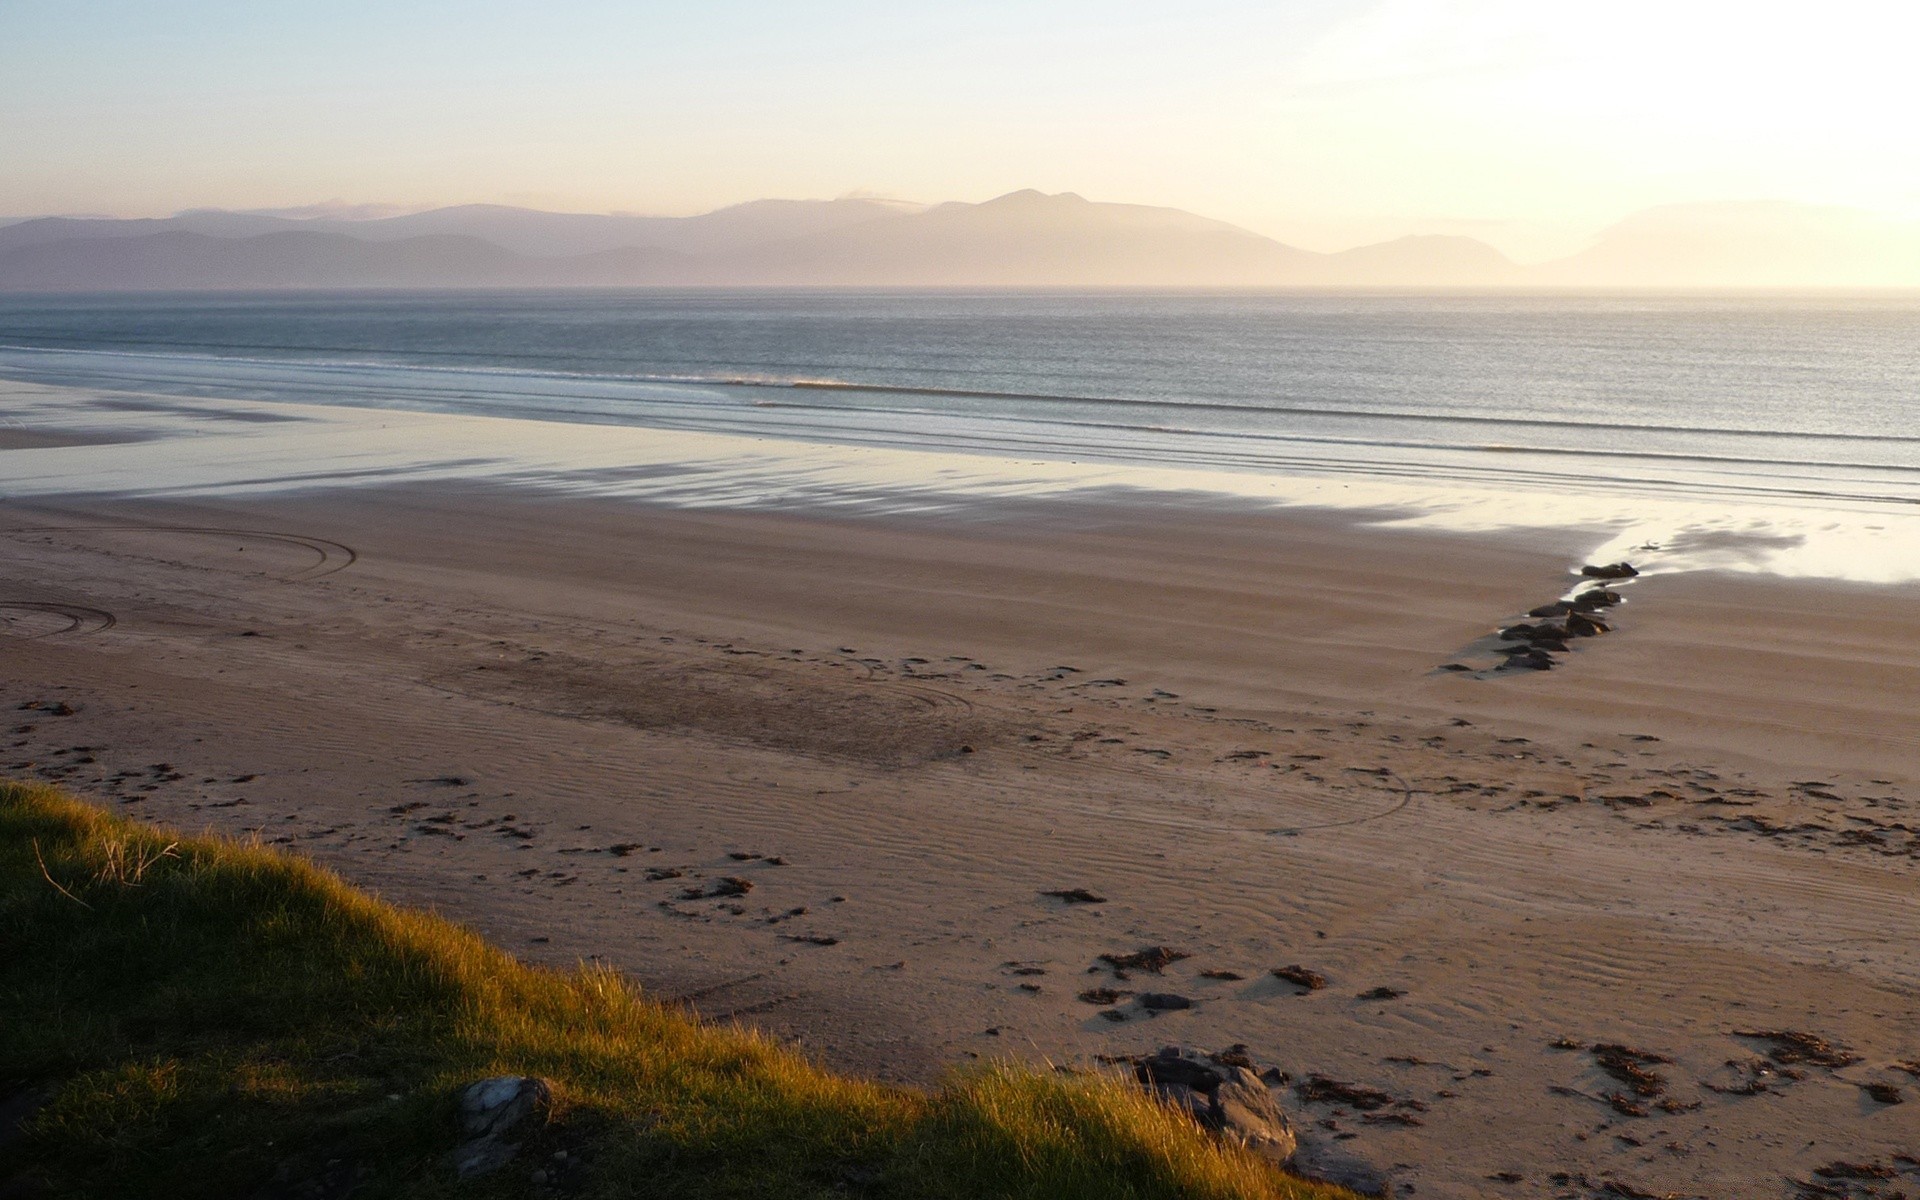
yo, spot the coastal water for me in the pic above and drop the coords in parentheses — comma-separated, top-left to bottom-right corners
(2, 290, 1919, 510)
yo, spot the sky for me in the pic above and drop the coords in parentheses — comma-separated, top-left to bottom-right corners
(4, 0, 1918, 259)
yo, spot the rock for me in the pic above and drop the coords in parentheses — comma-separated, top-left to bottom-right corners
(1571, 589, 1622, 610)
(1499, 648, 1554, 671)
(1528, 602, 1572, 618)
(451, 1137, 519, 1178)
(1139, 992, 1193, 1011)
(1134, 1047, 1298, 1165)
(1041, 888, 1107, 904)
(450, 1076, 552, 1178)
(1581, 562, 1639, 579)
(1864, 1082, 1903, 1104)
(1498, 622, 1567, 645)
(459, 1076, 552, 1139)
(1565, 612, 1610, 637)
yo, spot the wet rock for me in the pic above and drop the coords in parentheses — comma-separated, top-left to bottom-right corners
(1581, 562, 1640, 579)
(1566, 612, 1611, 637)
(1133, 1047, 1298, 1165)
(1529, 602, 1572, 618)
(1499, 648, 1555, 672)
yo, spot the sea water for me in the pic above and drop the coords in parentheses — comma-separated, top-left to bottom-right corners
(3, 290, 1918, 512)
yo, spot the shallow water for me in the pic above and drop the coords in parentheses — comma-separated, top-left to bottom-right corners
(3, 290, 1919, 581)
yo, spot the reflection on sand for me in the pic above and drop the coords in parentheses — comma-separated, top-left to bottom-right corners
(5, 378, 1919, 583)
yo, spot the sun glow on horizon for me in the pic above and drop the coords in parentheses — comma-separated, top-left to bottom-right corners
(2, 0, 1917, 260)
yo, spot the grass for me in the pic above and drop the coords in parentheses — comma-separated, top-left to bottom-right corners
(0, 782, 1360, 1199)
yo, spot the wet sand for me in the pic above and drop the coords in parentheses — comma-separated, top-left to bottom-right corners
(4, 393, 1920, 1198)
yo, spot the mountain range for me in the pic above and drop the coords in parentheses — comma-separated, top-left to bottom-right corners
(0, 192, 1914, 291)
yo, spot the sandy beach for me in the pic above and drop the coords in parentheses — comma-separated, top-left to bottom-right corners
(5, 384, 1920, 1198)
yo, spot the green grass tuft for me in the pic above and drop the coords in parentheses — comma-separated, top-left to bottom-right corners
(0, 782, 1358, 1198)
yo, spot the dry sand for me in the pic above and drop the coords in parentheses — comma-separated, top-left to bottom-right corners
(4, 411, 1920, 1197)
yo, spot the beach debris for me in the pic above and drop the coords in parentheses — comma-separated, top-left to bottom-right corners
(643, 866, 683, 881)
(782, 933, 840, 946)
(1139, 992, 1193, 1011)
(1356, 986, 1405, 1000)
(1199, 969, 1245, 981)
(1271, 965, 1327, 991)
(1734, 1029, 1861, 1068)
(1582, 561, 1641, 579)
(1098, 946, 1190, 977)
(1129, 1046, 1298, 1165)
(1590, 1043, 1672, 1097)
(1078, 987, 1128, 1005)
(1862, 1082, 1903, 1104)
(1041, 887, 1107, 904)
(681, 876, 753, 900)
(1702, 1057, 1802, 1095)
(1815, 1161, 1898, 1181)
(1294, 1074, 1394, 1111)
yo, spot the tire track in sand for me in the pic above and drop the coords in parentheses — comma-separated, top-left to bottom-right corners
(9, 525, 358, 580)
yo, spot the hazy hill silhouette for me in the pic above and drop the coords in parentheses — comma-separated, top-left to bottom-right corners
(7, 191, 1906, 291)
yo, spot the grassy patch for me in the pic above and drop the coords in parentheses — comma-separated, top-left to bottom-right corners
(0, 783, 1357, 1199)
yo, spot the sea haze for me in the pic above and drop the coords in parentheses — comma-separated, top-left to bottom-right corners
(2, 289, 1918, 513)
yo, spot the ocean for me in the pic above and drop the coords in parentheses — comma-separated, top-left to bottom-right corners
(2, 289, 1919, 511)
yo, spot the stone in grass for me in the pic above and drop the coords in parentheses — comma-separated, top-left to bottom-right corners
(451, 1075, 553, 1178)
(1133, 1047, 1297, 1165)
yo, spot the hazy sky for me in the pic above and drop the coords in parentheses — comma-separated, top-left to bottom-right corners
(5, 0, 1916, 258)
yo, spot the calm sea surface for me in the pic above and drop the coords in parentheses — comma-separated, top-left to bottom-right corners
(2, 290, 1917, 507)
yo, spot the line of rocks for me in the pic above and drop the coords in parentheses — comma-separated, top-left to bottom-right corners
(1446, 561, 1637, 674)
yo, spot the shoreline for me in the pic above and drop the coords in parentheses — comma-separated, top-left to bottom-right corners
(7, 374, 1920, 587)
(4, 472, 1919, 1197)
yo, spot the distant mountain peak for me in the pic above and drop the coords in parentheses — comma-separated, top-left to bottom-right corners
(981, 189, 1086, 207)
